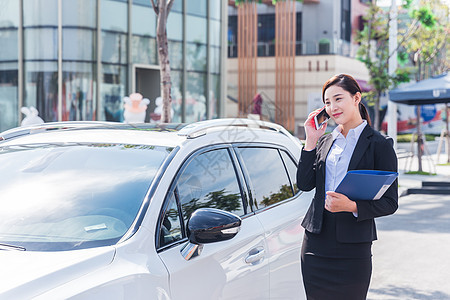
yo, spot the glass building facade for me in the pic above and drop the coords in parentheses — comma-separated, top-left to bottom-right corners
(0, 0, 226, 131)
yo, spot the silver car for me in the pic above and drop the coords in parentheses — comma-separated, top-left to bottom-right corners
(0, 119, 312, 299)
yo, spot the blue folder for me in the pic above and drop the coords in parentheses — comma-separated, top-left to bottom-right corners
(335, 170, 398, 201)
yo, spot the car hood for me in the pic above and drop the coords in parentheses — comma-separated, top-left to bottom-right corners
(0, 247, 115, 299)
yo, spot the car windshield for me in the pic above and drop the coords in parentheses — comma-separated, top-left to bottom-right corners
(0, 142, 171, 251)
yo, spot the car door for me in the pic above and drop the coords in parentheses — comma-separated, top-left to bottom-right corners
(235, 146, 312, 299)
(157, 146, 270, 300)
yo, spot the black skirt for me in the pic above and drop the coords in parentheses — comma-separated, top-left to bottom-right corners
(301, 210, 372, 300)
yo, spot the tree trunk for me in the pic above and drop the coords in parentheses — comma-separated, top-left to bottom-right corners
(447, 104, 450, 163)
(156, 1, 172, 123)
(416, 105, 423, 172)
(374, 92, 381, 131)
(415, 59, 423, 172)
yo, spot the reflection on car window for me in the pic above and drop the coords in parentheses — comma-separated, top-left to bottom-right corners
(177, 148, 244, 224)
(0, 143, 169, 251)
(280, 150, 300, 194)
(160, 191, 183, 247)
(237, 147, 293, 209)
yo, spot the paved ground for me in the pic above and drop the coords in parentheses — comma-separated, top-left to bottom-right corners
(396, 140, 450, 196)
(367, 145, 450, 300)
(368, 193, 450, 300)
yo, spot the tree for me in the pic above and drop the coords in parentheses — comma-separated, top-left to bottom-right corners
(402, 0, 449, 81)
(355, 0, 439, 131)
(400, 0, 449, 171)
(150, 0, 174, 123)
(261, 184, 294, 207)
(180, 189, 242, 220)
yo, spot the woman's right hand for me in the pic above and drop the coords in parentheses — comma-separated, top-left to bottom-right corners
(303, 108, 327, 151)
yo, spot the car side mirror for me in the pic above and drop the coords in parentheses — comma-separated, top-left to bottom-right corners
(181, 208, 241, 261)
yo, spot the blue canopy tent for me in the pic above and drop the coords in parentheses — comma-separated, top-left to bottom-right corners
(389, 73, 450, 105)
(389, 73, 450, 168)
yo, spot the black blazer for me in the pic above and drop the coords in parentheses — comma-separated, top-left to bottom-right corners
(297, 125, 398, 243)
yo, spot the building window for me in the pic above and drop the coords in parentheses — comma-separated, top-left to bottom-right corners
(102, 64, 126, 122)
(257, 14, 275, 57)
(23, 0, 58, 26)
(167, 12, 182, 41)
(186, 71, 207, 123)
(341, 0, 351, 42)
(24, 28, 58, 60)
(63, 28, 96, 61)
(62, 0, 96, 27)
(0, 63, 18, 131)
(0, 0, 222, 128)
(132, 36, 157, 65)
(296, 12, 302, 55)
(0, 0, 19, 131)
(229, 11, 302, 57)
(62, 62, 96, 121)
(186, 0, 207, 17)
(100, 0, 128, 122)
(170, 70, 183, 123)
(24, 61, 59, 122)
(228, 15, 237, 58)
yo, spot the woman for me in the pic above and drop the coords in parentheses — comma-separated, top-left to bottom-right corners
(297, 74, 398, 300)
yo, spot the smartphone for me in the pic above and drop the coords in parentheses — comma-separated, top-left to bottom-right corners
(314, 107, 330, 130)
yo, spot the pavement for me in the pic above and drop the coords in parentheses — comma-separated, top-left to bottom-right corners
(367, 145, 450, 300)
(396, 140, 450, 196)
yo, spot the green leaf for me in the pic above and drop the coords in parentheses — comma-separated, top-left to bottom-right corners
(402, 0, 413, 9)
(394, 68, 411, 84)
(397, 51, 409, 66)
(411, 6, 436, 29)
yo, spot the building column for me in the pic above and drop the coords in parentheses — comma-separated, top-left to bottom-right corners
(127, 0, 132, 95)
(206, 0, 211, 119)
(237, 2, 257, 117)
(219, 0, 228, 118)
(181, 0, 187, 122)
(96, 0, 102, 121)
(57, 0, 63, 121)
(275, 0, 296, 131)
(18, 0, 24, 123)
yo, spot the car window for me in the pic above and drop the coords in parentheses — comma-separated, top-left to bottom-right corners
(280, 150, 300, 194)
(0, 143, 170, 251)
(236, 147, 293, 209)
(160, 191, 183, 247)
(177, 148, 245, 223)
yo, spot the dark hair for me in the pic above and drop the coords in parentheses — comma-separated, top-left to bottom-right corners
(322, 73, 372, 127)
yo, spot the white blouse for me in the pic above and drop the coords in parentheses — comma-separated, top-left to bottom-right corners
(325, 121, 367, 213)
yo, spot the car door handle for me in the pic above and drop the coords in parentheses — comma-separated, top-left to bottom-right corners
(245, 248, 265, 264)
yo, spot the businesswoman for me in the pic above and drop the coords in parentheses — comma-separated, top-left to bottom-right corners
(297, 74, 398, 300)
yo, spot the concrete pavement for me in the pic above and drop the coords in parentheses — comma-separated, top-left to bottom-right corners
(397, 140, 450, 196)
(368, 193, 450, 299)
(367, 147, 450, 299)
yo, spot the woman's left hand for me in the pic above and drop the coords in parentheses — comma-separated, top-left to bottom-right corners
(325, 191, 357, 213)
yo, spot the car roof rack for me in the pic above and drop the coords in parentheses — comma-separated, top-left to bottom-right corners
(0, 121, 119, 142)
(177, 118, 303, 147)
(0, 121, 187, 142)
(1, 119, 303, 147)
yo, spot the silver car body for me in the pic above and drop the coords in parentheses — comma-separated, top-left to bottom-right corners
(0, 119, 312, 299)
